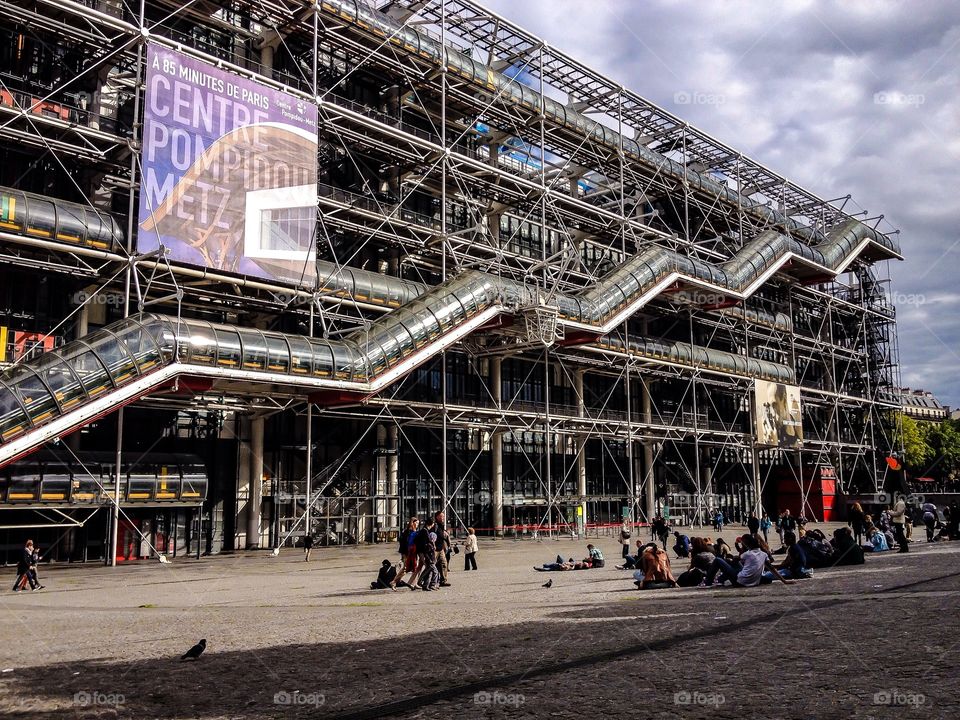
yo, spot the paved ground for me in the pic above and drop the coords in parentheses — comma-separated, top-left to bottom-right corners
(0, 522, 957, 719)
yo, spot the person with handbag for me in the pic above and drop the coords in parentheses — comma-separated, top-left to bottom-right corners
(889, 497, 909, 552)
(463, 527, 479, 570)
(619, 522, 632, 559)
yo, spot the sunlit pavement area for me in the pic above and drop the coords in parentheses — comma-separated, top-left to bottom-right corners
(1, 523, 958, 719)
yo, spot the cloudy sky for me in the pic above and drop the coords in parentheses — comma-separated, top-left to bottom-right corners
(481, 0, 960, 407)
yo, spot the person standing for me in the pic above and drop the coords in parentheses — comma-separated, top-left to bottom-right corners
(747, 512, 760, 536)
(889, 496, 909, 552)
(463, 527, 478, 570)
(433, 510, 451, 587)
(847, 502, 866, 545)
(781, 509, 797, 536)
(303, 534, 314, 562)
(620, 521, 632, 559)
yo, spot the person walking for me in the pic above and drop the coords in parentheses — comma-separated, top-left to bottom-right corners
(760, 513, 772, 544)
(11, 540, 39, 592)
(303, 534, 314, 562)
(747, 512, 760, 536)
(889, 496, 909, 552)
(463, 527, 478, 570)
(921, 501, 938, 542)
(848, 502, 866, 545)
(415, 518, 439, 590)
(392, 517, 420, 589)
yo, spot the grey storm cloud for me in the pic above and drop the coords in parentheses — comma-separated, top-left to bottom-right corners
(479, 0, 960, 407)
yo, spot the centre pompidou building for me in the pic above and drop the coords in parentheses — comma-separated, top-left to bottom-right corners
(0, 0, 901, 561)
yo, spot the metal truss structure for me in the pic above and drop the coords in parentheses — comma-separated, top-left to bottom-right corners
(0, 0, 902, 557)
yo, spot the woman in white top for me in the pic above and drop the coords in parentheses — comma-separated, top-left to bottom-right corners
(464, 527, 479, 570)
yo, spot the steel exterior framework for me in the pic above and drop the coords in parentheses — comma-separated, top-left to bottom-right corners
(0, 0, 901, 547)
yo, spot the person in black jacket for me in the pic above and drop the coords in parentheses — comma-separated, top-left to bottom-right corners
(747, 512, 760, 536)
(12, 540, 38, 592)
(303, 534, 314, 562)
(433, 510, 451, 587)
(847, 502, 866, 545)
(415, 520, 439, 590)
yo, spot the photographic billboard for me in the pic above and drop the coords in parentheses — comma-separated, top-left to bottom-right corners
(138, 43, 319, 286)
(754, 380, 803, 448)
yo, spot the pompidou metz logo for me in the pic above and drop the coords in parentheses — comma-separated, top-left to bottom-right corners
(138, 43, 319, 286)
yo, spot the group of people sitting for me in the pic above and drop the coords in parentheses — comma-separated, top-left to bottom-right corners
(613, 524, 865, 589)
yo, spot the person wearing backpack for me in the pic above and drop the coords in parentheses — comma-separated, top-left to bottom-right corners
(921, 501, 938, 542)
(759, 513, 772, 544)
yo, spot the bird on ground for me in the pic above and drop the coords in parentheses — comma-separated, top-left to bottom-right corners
(542, 579, 553, 588)
(181, 639, 207, 661)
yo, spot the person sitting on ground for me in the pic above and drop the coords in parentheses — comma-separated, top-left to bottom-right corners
(616, 539, 649, 570)
(675, 537, 716, 587)
(702, 533, 794, 588)
(634, 544, 677, 588)
(771, 531, 812, 579)
(797, 530, 834, 568)
(751, 532, 775, 560)
(714, 537, 734, 560)
(585, 544, 604, 568)
(864, 525, 889, 552)
(830, 527, 865, 566)
(672, 531, 691, 559)
(371, 559, 399, 590)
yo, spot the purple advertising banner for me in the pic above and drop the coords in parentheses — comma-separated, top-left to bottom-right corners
(138, 43, 319, 286)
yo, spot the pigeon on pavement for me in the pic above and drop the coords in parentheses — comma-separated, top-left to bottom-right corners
(181, 639, 207, 661)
